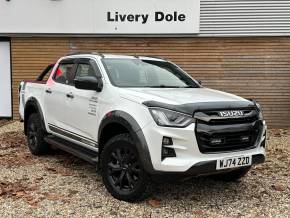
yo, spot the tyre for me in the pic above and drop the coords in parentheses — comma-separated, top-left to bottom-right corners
(100, 133, 150, 202)
(210, 167, 251, 182)
(26, 113, 50, 155)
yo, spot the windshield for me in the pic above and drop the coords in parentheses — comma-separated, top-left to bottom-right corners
(102, 58, 200, 88)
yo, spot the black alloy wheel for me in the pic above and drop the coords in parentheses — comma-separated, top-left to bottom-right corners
(26, 113, 50, 155)
(27, 121, 38, 150)
(107, 146, 141, 192)
(101, 134, 150, 202)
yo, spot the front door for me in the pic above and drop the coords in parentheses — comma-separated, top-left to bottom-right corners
(64, 58, 102, 147)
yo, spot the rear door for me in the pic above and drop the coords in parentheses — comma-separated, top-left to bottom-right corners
(64, 58, 102, 146)
(44, 59, 77, 132)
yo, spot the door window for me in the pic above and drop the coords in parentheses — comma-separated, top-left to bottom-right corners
(54, 63, 75, 85)
(75, 63, 97, 79)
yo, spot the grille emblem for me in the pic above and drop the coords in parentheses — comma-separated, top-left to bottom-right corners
(218, 110, 244, 117)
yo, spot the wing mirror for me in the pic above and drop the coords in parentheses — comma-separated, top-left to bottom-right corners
(197, 80, 202, 85)
(74, 76, 103, 92)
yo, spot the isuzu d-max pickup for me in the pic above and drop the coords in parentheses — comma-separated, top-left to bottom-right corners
(19, 53, 267, 202)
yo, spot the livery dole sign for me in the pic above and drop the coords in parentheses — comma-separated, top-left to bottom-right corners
(0, 0, 200, 34)
(102, 0, 200, 34)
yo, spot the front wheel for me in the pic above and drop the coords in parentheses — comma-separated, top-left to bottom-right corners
(100, 134, 150, 202)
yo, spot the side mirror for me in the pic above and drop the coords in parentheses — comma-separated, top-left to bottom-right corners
(197, 80, 202, 85)
(74, 76, 103, 92)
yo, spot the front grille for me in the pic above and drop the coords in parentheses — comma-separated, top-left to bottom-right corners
(195, 109, 263, 153)
(200, 117, 258, 125)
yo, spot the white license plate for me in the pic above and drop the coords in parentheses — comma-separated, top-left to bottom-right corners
(216, 155, 252, 170)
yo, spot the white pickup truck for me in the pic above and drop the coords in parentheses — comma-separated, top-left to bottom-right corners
(19, 52, 267, 202)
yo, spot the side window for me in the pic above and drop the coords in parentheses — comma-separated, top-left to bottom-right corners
(75, 63, 97, 79)
(54, 63, 75, 85)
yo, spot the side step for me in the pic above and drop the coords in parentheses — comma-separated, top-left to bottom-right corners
(44, 135, 98, 165)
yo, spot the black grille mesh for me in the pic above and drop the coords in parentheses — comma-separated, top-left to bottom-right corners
(195, 110, 262, 153)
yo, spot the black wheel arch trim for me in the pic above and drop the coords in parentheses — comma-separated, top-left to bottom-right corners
(24, 97, 46, 135)
(98, 110, 155, 174)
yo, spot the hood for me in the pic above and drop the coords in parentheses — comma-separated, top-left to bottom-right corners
(119, 87, 256, 115)
(119, 87, 248, 105)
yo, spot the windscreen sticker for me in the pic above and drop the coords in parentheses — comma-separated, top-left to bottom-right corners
(88, 96, 98, 116)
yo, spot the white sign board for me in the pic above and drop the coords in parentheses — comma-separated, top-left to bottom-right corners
(0, 0, 200, 34)
(0, 41, 12, 118)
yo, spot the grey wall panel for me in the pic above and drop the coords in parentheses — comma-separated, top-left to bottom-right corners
(200, 0, 290, 36)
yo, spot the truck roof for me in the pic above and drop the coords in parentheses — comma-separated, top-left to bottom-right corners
(65, 52, 167, 61)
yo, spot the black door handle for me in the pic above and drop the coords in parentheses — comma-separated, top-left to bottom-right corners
(66, 93, 74, 99)
(45, 89, 52, 94)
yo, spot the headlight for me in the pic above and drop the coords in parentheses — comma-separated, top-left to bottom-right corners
(149, 108, 194, 127)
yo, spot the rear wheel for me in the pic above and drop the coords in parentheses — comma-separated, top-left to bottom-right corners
(26, 113, 50, 155)
(100, 134, 150, 202)
(210, 167, 251, 182)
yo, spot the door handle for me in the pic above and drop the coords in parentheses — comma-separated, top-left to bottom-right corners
(45, 89, 52, 94)
(66, 93, 74, 99)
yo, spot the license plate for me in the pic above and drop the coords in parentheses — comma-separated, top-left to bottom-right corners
(216, 155, 252, 170)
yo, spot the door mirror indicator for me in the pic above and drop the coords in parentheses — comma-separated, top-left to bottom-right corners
(74, 76, 103, 92)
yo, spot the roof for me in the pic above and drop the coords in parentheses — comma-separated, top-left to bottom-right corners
(66, 52, 167, 61)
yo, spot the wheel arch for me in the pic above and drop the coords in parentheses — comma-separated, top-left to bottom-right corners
(98, 110, 154, 174)
(24, 97, 46, 135)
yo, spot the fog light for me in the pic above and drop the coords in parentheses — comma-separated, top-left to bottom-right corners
(161, 137, 175, 160)
(162, 137, 173, 145)
(161, 147, 176, 160)
(210, 138, 223, 145)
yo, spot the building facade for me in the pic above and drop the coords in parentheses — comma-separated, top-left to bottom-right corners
(0, 0, 290, 127)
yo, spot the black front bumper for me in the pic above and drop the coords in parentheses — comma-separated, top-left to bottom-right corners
(184, 153, 265, 176)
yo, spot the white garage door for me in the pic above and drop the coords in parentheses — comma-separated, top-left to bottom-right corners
(0, 41, 12, 118)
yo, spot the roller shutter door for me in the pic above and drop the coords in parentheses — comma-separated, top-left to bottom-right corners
(200, 0, 290, 36)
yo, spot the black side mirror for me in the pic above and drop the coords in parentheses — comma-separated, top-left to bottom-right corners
(74, 76, 103, 92)
(197, 80, 202, 85)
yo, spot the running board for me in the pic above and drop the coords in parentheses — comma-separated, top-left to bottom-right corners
(44, 135, 98, 165)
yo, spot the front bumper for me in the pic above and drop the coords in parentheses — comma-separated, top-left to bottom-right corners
(150, 154, 265, 179)
(141, 120, 267, 174)
(184, 153, 265, 176)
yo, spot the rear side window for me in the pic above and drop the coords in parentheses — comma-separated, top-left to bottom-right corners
(75, 63, 97, 79)
(54, 63, 75, 85)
